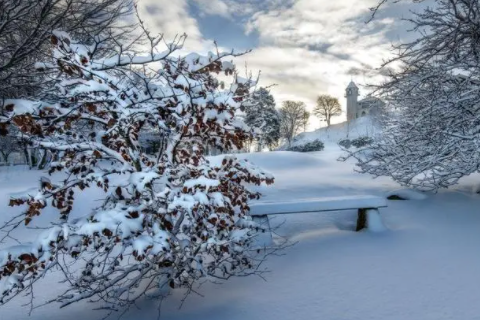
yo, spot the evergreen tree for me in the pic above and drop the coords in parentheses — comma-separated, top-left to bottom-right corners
(244, 88, 281, 151)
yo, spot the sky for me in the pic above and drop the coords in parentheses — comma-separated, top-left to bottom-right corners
(137, 0, 422, 129)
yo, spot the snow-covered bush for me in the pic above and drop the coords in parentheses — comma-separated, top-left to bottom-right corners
(0, 31, 274, 314)
(350, 136, 374, 148)
(287, 140, 324, 152)
(338, 138, 352, 149)
(338, 137, 372, 150)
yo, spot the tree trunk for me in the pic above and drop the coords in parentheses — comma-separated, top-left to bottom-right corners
(25, 147, 38, 169)
(23, 147, 30, 168)
(257, 138, 263, 152)
(38, 149, 49, 169)
(0, 151, 7, 164)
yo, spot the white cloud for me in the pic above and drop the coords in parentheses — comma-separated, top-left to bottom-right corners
(192, 0, 231, 18)
(241, 0, 397, 128)
(137, 0, 206, 51)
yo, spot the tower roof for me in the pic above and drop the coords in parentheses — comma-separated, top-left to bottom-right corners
(347, 81, 358, 89)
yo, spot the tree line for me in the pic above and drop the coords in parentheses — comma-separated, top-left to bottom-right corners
(244, 89, 342, 150)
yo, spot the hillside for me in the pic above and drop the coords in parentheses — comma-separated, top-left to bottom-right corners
(281, 116, 379, 150)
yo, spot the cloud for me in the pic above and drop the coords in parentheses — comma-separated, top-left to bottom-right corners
(191, 0, 231, 18)
(137, 0, 206, 51)
(135, 0, 402, 128)
(240, 0, 397, 127)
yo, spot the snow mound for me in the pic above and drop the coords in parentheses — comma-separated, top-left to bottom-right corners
(386, 189, 427, 200)
(366, 209, 387, 232)
(471, 182, 480, 194)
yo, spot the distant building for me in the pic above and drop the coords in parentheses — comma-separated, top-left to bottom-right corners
(345, 81, 385, 121)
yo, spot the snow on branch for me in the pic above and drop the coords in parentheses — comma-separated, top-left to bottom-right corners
(343, 0, 480, 191)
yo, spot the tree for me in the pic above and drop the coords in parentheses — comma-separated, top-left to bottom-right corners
(0, 0, 135, 170)
(244, 88, 281, 151)
(0, 127, 20, 164)
(0, 29, 275, 316)
(279, 101, 309, 147)
(302, 110, 310, 132)
(314, 94, 342, 127)
(0, 0, 134, 99)
(343, 0, 480, 191)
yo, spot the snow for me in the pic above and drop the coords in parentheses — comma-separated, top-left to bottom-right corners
(183, 176, 220, 190)
(2, 99, 39, 114)
(472, 182, 480, 194)
(90, 48, 179, 70)
(365, 208, 387, 232)
(34, 62, 55, 70)
(282, 116, 379, 149)
(3, 135, 480, 319)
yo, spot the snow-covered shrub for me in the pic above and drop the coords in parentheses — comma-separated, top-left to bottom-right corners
(338, 138, 352, 149)
(350, 136, 374, 148)
(287, 140, 324, 152)
(0, 31, 274, 314)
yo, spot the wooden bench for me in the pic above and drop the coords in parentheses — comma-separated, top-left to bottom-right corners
(249, 195, 388, 247)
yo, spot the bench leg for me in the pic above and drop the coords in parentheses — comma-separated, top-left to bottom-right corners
(356, 208, 386, 232)
(356, 209, 367, 231)
(252, 215, 273, 248)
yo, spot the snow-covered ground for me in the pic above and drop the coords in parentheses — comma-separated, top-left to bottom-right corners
(3, 141, 480, 320)
(281, 116, 379, 149)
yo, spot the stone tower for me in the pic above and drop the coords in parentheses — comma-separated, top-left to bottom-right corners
(345, 81, 359, 121)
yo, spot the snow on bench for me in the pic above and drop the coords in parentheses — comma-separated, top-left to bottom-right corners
(250, 195, 388, 247)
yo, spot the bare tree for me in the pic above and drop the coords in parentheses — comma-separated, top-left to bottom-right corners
(0, 0, 134, 99)
(0, 0, 135, 170)
(280, 101, 309, 146)
(314, 94, 342, 127)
